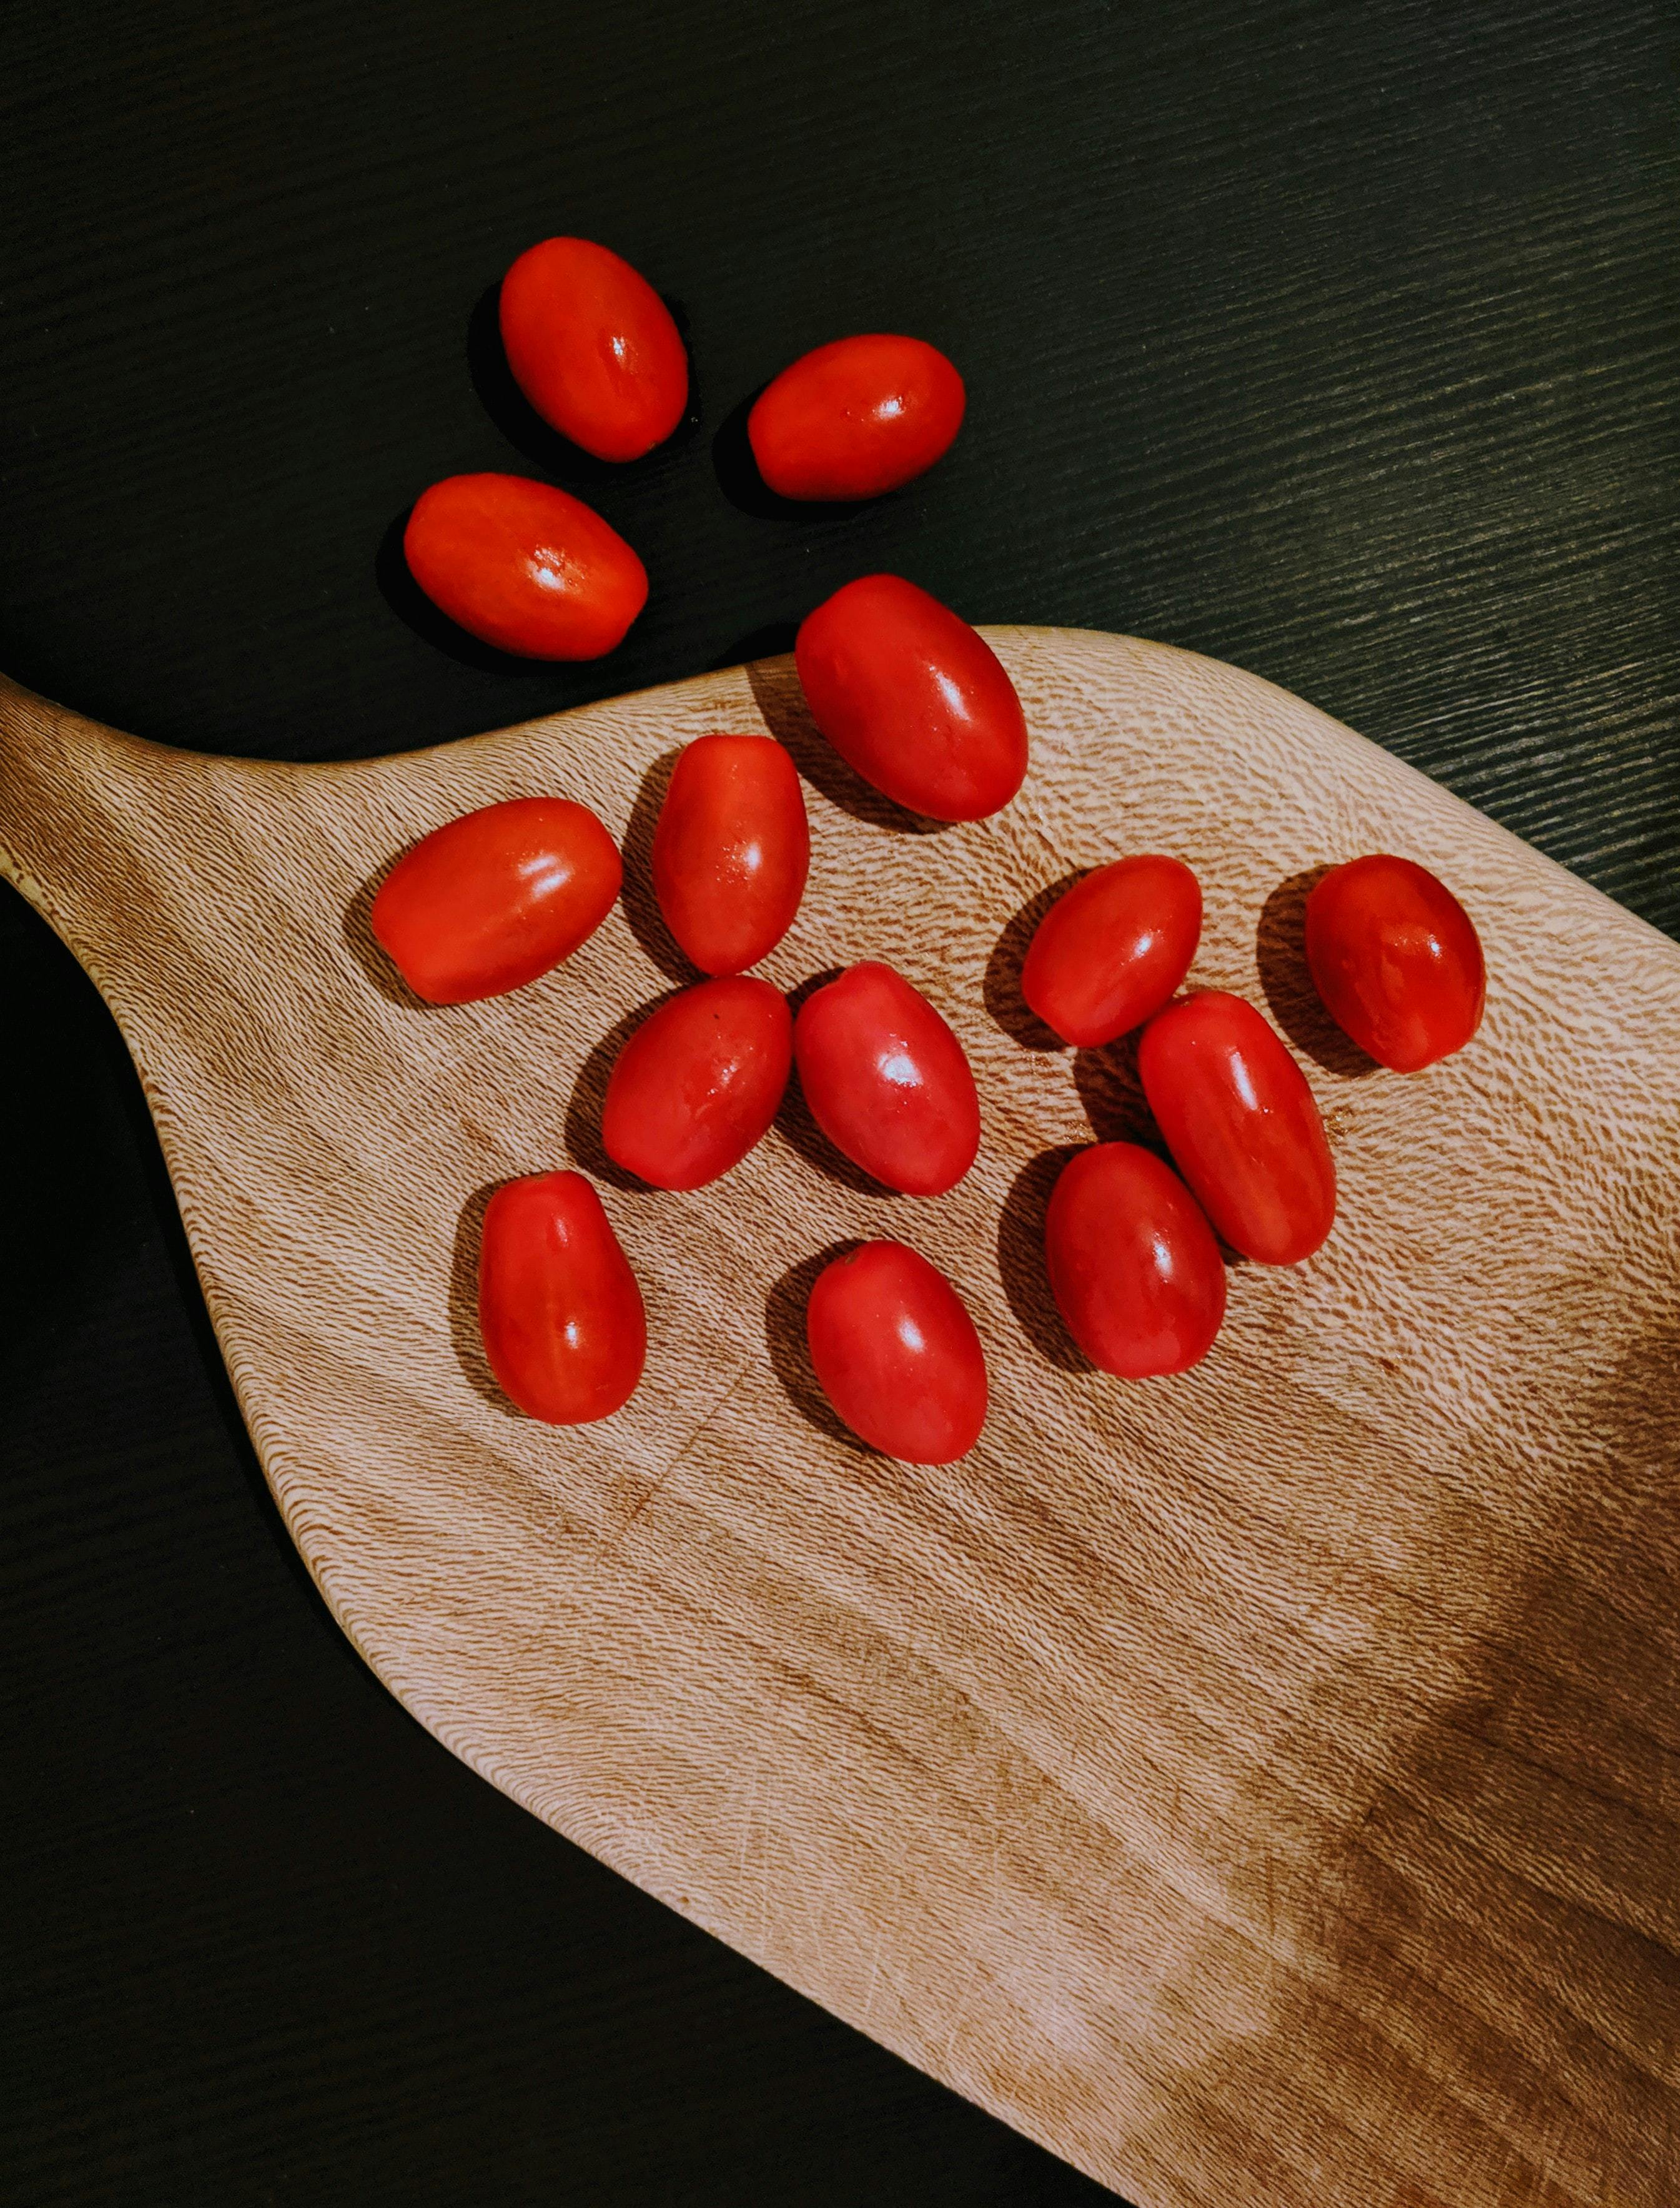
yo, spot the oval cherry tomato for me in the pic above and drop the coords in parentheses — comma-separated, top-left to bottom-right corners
(1045, 1144, 1226, 1376)
(794, 575, 1027, 822)
(602, 978, 792, 1191)
(403, 473, 647, 660)
(806, 1240, 987, 1463)
(793, 962, 980, 1196)
(1021, 857, 1202, 1046)
(498, 236, 688, 462)
(372, 795, 621, 1004)
(478, 1171, 645, 1424)
(1138, 993, 1336, 1265)
(651, 735, 809, 975)
(748, 334, 966, 501)
(1304, 854, 1485, 1072)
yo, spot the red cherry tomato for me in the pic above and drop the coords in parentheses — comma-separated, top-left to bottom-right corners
(1045, 1144, 1227, 1376)
(478, 1172, 646, 1424)
(651, 735, 810, 975)
(403, 473, 647, 660)
(794, 575, 1027, 822)
(1304, 854, 1486, 1072)
(1021, 857, 1203, 1046)
(793, 962, 980, 1196)
(498, 236, 688, 462)
(371, 795, 621, 1004)
(602, 978, 792, 1191)
(806, 1240, 987, 1463)
(748, 334, 966, 501)
(1138, 993, 1336, 1265)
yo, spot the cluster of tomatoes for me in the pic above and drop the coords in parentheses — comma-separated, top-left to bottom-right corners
(376, 235, 1486, 1465)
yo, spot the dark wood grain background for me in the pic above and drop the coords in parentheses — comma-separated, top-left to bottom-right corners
(2, 3, 1674, 2201)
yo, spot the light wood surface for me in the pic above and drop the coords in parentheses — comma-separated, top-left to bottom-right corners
(2, 633, 1676, 2207)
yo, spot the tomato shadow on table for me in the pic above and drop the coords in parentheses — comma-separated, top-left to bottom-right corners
(1257, 866, 1380, 1079)
(620, 748, 704, 984)
(763, 1242, 879, 1457)
(465, 279, 706, 489)
(995, 1147, 1093, 1375)
(983, 874, 1089, 1051)
(448, 1179, 526, 1417)
(743, 656, 953, 837)
(373, 506, 566, 676)
(563, 989, 686, 1194)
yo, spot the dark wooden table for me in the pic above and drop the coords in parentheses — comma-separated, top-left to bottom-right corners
(2, 4, 1673, 2201)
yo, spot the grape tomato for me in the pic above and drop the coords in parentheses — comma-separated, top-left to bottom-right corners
(602, 978, 791, 1191)
(478, 1172, 646, 1424)
(806, 1240, 987, 1463)
(371, 795, 621, 1006)
(651, 735, 809, 976)
(792, 962, 980, 1196)
(403, 473, 646, 661)
(1138, 992, 1336, 1266)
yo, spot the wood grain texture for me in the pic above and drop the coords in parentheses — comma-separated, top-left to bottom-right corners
(2, 632, 1676, 2207)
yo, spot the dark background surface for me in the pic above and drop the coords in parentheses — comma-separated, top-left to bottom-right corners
(1, 3, 1674, 2202)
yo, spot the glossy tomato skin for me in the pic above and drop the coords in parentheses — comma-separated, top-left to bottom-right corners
(371, 795, 621, 1004)
(651, 735, 809, 975)
(806, 1240, 987, 1463)
(793, 962, 980, 1197)
(478, 1172, 645, 1424)
(602, 978, 792, 1191)
(794, 575, 1027, 822)
(1139, 993, 1337, 1266)
(748, 334, 966, 501)
(403, 473, 647, 660)
(1021, 857, 1203, 1046)
(1304, 854, 1485, 1072)
(498, 237, 688, 462)
(1045, 1144, 1226, 1377)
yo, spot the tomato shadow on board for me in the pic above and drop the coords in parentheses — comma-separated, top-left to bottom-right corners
(449, 1179, 526, 1418)
(995, 1147, 1094, 1376)
(465, 279, 705, 490)
(1256, 865, 1380, 1080)
(373, 507, 565, 677)
(763, 1242, 880, 1458)
(743, 656, 954, 838)
(619, 748, 705, 985)
(342, 848, 442, 1011)
(982, 873, 1090, 1052)
(563, 990, 686, 1194)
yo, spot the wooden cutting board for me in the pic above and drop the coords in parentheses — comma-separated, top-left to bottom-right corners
(2, 632, 1676, 2208)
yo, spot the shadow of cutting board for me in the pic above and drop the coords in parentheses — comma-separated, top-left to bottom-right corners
(2, 630, 1676, 2207)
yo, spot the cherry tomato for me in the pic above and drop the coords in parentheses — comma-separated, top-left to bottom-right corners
(793, 962, 980, 1196)
(478, 1172, 645, 1424)
(1304, 854, 1486, 1072)
(602, 978, 792, 1191)
(372, 795, 621, 1004)
(498, 236, 688, 462)
(403, 473, 646, 660)
(806, 1240, 987, 1463)
(1020, 857, 1202, 1046)
(1138, 993, 1336, 1265)
(651, 735, 809, 975)
(747, 334, 966, 501)
(1045, 1144, 1226, 1376)
(794, 575, 1027, 822)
